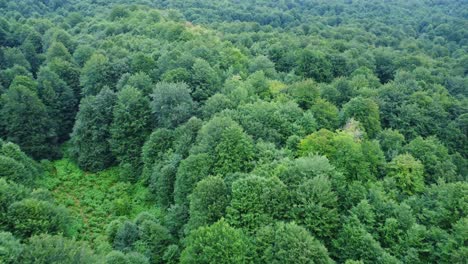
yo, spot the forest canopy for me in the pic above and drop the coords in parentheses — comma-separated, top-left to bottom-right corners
(0, 0, 467, 263)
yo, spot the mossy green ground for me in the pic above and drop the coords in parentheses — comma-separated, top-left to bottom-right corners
(36, 158, 159, 245)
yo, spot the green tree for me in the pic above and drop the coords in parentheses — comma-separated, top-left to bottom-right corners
(0, 156, 33, 186)
(37, 66, 77, 142)
(187, 176, 229, 232)
(405, 136, 458, 183)
(255, 222, 333, 264)
(0, 232, 23, 263)
(112, 221, 139, 252)
(234, 100, 313, 146)
(71, 88, 116, 172)
(374, 48, 396, 83)
(248, 55, 277, 78)
(141, 128, 175, 183)
(213, 125, 254, 176)
(45, 42, 72, 62)
(0, 141, 40, 182)
(110, 86, 152, 182)
(21, 234, 99, 263)
(0, 66, 32, 89)
(191, 116, 241, 154)
(297, 50, 332, 83)
(310, 99, 340, 130)
(174, 153, 213, 207)
(149, 153, 181, 208)
(386, 154, 425, 195)
(180, 220, 252, 264)
(105, 251, 149, 264)
(47, 58, 81, 99)
(191, 58, 220, 101)
(1, 47, 31, 70)
(341, 97, 381, 138)
(80, 53, 111, 96)
(299, 130, 373, 182)
(136, 218, 173, 263)
(201, 93, 234, 120)
(73, 45, 95, 67)
(117, 72, 153, 95)
(287, 79, 320, 109)
(377, 129, 405, 161)
(227, 175, 287, 231)
(6, 199, 70, 239)
(0, 84, 58, 159)
(0, 179, 28, 229)
(150, 82, 195, 128)
(333, 216, 399, 263)
(292, 175, 339, 241)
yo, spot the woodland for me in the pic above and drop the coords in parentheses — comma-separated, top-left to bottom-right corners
(0, 0, 466, 263)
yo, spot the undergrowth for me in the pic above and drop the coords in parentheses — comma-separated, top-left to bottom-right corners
(36, 158, 160, 246)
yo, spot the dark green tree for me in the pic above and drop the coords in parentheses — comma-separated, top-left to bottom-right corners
(333, 216, 399, 263)
(405, 136, 458, 183)
(149, 153, 182, 208)
(136, 218, 173, 263)
(0, 84, 58, 159)
(80, 53, 111, 96)
(110, 86, 153, 182)
(141, 128, 175, 183)
(117, 72, 153, 95)
(0, 232, 23, 263)
(45, 42, 72, 62)
(151, 82, 195, 129)
(190, 58, 220, 101)
(377, 129, 405, 161)
(47, 58, 81, 99)
(227, 175, 287, 231)
(37, 66, 77, 142)
(287, 79, 320, 109)
(6, 199, 70, 239)
(310, 98, 340, 130)
(292, 175, 339, 241)
(297, 50, 332, 83)
(70, 88, 116, 172)
(174, 153, 213, 207)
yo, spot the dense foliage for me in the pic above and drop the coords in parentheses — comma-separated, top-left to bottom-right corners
(0, 0, 466, 263)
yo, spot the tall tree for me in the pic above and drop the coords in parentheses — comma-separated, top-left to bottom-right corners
(80, 53, 111, 96)
(180, 220, 252, 264)
(213, 125, 254, 176)
(227, 175, 288, 231)
(110, 86, 152, 182)
(405, 136, 458, 183)
(70, 88, 116, 172)
(386, 154, 425, 195)
(0, 84, 58, 159)
(37, 66, 76, 142)
(150, 82, 195, 129)
(255, 222, 334, 264)
(292, 175, 339, 242)
(187, 176, 229, 232)
(191, 58, 221, 101)
(341, 96, 382, 138)
(297, 49, 332, 83)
